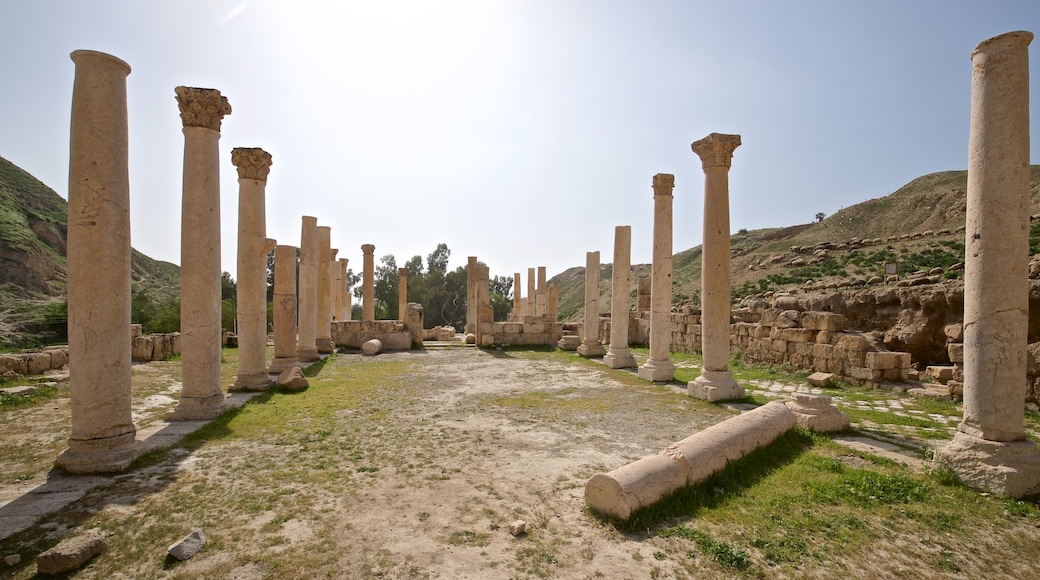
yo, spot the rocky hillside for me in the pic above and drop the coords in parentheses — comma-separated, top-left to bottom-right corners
(552, 166, 1040, 323)
(0, 155, 180, 342)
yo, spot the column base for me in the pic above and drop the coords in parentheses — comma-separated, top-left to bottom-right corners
(577, 341, 606, 358)
(168, 393, 227, 421)
(689, 370, 745, 402)
(603, 348, 637, 369)
(267, 356, 300, 375)
(933, 432, 1040, 498)
(54, 429, 138, 474)
(638, 358, 675, 382)
(297, 348, 320, 362)
(316, 338, 335, 354)
(229, 371, 275, 392)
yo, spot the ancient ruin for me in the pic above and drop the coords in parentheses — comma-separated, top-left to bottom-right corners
(361, 244, 376, 322)
(168, 86, 231, 421)
(229, 147, 276, 391)
(315, 226, 334, 354)
(577, 251, 606, 357)
(55, 50, 138, 473)
(603, 226, 637, 369)
(267, 244, 300, 374)
(296, 216, 320, 362)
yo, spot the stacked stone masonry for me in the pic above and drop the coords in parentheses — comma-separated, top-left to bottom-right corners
(478, 314, 564, 347)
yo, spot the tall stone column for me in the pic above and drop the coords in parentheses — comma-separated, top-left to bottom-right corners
(398, 267, 408, 321)
(333, 249, 343, 322)
(340, 258, 351, 321)
(56, 50, 137, 472)
(362, 244, 376, 322)
(513, 273, 522, 320)
(297, 216, 319, 361)
(537, 266, 547, 316)
(527, 268, 536, 317)
(230, 147, 276, 392)
(268, 244, 300, 374)
(578, 251, 606, 357)
(466, 256, 478, 333)
(548, 283, 559, 319)
(169, 86, 231, 421)
(689, 133, 744, 402)
(604, 225, 636, 368)
(638, 174, 676, 382)
(474, 264, 491, 344)
(936, 31, 1040, 497)
(316, 227, 334, 353)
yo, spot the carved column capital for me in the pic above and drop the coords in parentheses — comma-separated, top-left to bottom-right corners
(175, 86, 231, 131)
(652, 173, 675, 196)
(691, 133, 741, 170)
(361, 244, 375, 255)
(231, 148, 273, 181)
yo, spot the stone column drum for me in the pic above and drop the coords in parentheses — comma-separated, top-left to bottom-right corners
(513, 272, 522, 320)
(578, 251, 607, 357)
(604, 225, 637, 369)
(527, 268, 536, 317)
(169, 86, 232, 421)
(230, 147, 276, 391)
(398, 267, 408, 321)
(268, 244, 300, 374)
(935, 31, 1040, 498)
(639, 174, 676, 382)
(297, 216, 320, 362)
(537, 266, 547, 316)
(362, 244, 376, 322)
(466, 256, 478, 333)
(315, 226, 334, 353)
(56, 50, 138, 472)
(689, 133, 745, 402)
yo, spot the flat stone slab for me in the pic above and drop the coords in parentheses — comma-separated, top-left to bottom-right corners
(831, 435, 925, 470)
(37, 531, 105, 575)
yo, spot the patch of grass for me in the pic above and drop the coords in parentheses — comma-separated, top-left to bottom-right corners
(0, 384, 59, 409)
(446, 530, 491, 547)
(805, 468, 930, 505)
(660, 525, 752, 571)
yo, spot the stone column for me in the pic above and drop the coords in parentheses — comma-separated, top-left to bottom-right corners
(316, 227, 334, 353)
(637, 276, 651, 312)
(604, 225, 636, 368)
(578, 251, 607, 357)
(527, 268, 536, 317)
(398, 267, 408, 321)
(936, 31, 1040, 497)
(296, 216, 319, 361)
(169, 86, 231, 421)
(230, 147, 276, 391)
(638, 174, 676, 382)
(474, 264, 491, 344)
(343, 258, 355, 322)
(512, 273, 521, 321)
(466, 256, 478, 333)
(689, 133, 744, 402)
(548, 282, 559, 319)
(362, 244, 376, 322)
(56, 50, 137, 472)
(537, 266, 547, 316)
(268, 244, 300, 374)
(333, 250, 343, 322)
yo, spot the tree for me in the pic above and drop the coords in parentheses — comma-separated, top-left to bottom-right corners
(221, 271, 237, 302)
(427, 243, 450, 275)
(489, 274, 514, 321)
(373, 254, 399, 320)
(815, 212, 826, 223)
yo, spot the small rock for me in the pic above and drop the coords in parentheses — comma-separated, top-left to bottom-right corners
(37, 531, 105, 575)
(167, 529, 207, 561)
(508, 520, 526, 537)
(4, 554, 20, 566)
(277, 367, 309, 391)
(807, 372, 835, 388)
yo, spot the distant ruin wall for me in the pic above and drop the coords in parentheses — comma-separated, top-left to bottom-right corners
(332, 320, 413, 350)
(478, 314, 563, 347)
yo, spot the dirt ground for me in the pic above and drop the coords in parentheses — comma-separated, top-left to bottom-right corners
(2, 344, 1039, 578)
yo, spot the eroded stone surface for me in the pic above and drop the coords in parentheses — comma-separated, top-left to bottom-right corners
(168, 529, 206, 561)
(37, 531, 105, 575)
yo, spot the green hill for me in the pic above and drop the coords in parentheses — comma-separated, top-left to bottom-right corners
(552, 166, 1040, 322)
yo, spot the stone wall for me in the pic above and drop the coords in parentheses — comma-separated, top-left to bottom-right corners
(478, 314, 563, 347)
(332, 320, 413, 351)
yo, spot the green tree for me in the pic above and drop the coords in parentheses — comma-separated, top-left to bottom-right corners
(489, 274, 514, 321)
(373, 254, 399, 320)
(221, 271, 237, 302)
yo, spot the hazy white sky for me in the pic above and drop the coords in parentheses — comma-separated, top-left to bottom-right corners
(1, 1, 1038, 283)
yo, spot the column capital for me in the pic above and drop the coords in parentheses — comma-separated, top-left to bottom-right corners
(399, 267, 408, 276)
(691, 133, 741, 169)
(652, 173, 675, 196)
(231, 147, 272, 181)
(331, 248, 339, 259)
(361, 244, 375, 255)
(175, 86, 231, 131)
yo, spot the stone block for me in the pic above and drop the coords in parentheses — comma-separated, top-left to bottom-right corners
(834, 334, 871, 352)
(812, 343, 834, 359)
(925, 366, 955, 384)
(894, 352, 912, 369)
(37, 532, 105, 575)
(865, 351, 897, 370)
(0, 355, 27, 375)
(25, 352, 52, 375)
(793, 341, 812, 355)
(45, 348, 69, 367)
(779, 328, 816, 343)
(527, 323, 547, 334)
(168, 529, 206, 561)
(816, 330, 833, 344)
(944, 323, 964, 341)
(949, 343, 965, 364)
(503, 322, 522, 334)
(807, 372, 835, 388)
(277, 367, 308, 391)
(775, 310, 801, 328)
(131, 336, 152, 362)
(786, 392, 849, 433)
(772, 339, 788, 353)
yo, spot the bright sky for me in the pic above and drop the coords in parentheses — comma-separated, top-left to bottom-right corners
(1, 1, 1038, 284)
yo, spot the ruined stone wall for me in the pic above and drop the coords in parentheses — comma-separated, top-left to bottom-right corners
(332, 320, 412, 350)
(478, 314, 563, 347)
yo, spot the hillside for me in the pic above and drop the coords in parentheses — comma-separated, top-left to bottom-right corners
(553, 166, 1040, 322)
(0, 155, 180, 342)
